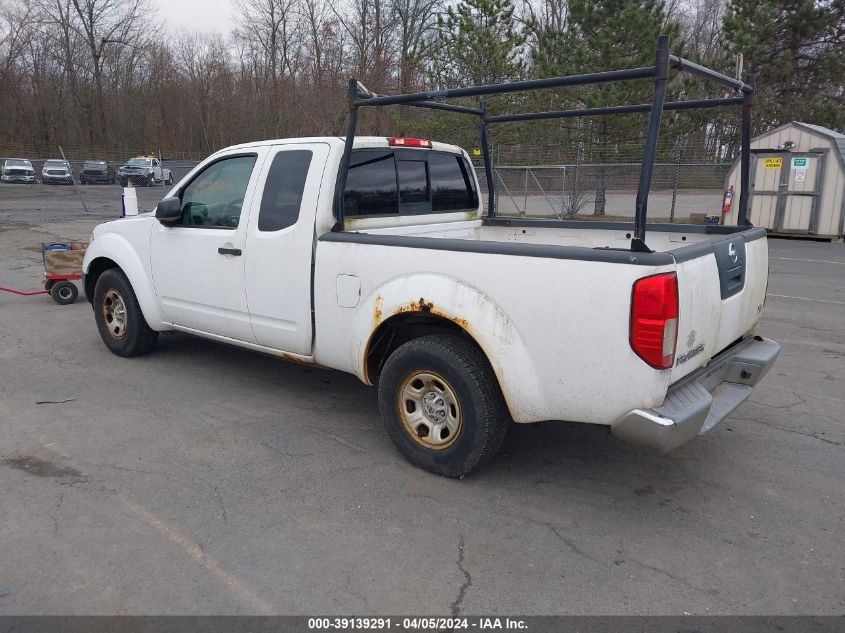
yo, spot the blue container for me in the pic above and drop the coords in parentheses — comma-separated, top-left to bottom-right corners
(43, 242, 71, 251)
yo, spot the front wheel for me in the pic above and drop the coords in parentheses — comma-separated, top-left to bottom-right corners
(93, 269, 158, 357)
(166, 174, 174, 186)
(377, 334, 509, 477)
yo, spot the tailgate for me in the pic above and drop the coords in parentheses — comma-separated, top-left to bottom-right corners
(669, 228, 769, 383)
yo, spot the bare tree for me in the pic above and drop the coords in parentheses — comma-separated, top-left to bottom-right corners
(175, 30, 237, 152)
(232, 0, 302, 82)
(68, 0, 155, 146)
(392, 0, 441, 92)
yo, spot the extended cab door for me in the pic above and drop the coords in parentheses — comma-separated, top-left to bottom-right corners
(149, 150, 266, 342)
(244, 142, 330, 354)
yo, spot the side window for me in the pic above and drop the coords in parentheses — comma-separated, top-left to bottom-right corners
(344, 150, 397, 217)
(429, 153, 478, 212)
(178, 155, 257, 228)
(153, 159, 160, 167)
(258, 150, 313, 231)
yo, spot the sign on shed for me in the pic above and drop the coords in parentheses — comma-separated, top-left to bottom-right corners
(763, 157, 783, 169)
(791, 157, 808, 169)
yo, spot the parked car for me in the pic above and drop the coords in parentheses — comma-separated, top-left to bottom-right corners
(82, 135, 780, 477)
(118, 156, 173, 187)
(80, 160, 116, 185)
(41, 159, 74, 185)
(1, 158, 37, 184)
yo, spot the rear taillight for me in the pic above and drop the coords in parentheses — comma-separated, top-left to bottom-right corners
(630, 272, 679, 369)
(389, 136, 432, 148)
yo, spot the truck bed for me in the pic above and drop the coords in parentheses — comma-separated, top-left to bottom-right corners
(319, 218, 769, 417)
(359, 216, 754, 254)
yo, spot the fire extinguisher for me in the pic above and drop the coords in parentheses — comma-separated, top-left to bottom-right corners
(722, 185, 734, 214)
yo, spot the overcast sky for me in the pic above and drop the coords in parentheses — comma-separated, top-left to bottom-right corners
(153, 0, 234, 34)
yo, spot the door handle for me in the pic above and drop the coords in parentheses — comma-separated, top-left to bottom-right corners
(217, 247, 242, 256)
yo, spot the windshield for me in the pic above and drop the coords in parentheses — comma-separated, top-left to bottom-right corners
(44, 160, 67, 168)
(127, 158, 151, 166)
(6, 159, 31, 167)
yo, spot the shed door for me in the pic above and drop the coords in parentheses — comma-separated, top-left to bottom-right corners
(750, 152, 824, 233)
(778, 153, 823, 232)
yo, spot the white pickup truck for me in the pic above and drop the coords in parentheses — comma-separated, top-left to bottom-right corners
(118, 156, 174, 187)
(82, 134, 780, 476)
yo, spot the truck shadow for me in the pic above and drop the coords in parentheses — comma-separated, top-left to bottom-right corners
(151, 331, 719, 489)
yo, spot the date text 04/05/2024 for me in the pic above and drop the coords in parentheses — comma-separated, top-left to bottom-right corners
(307, 617, 528, 630)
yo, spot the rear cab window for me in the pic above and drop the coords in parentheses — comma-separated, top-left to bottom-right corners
(344, 148, 478, 219)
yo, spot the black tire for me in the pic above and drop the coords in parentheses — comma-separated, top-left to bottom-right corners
(166, 174, 174, 186)
(377, 334, 509, 477)
(146, 174, 154, 187)
(120, 179, 128, 187)
(44, 279, 56, 291)
(50, 281, 78, 305)
(93, 268, 158, 357)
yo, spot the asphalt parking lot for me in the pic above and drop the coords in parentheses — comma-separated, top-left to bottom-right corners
(0, 183, 843, 615)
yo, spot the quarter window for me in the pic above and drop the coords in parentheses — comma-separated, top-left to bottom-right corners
(178, 155, 257, 228)
(258, 150, 313, 231)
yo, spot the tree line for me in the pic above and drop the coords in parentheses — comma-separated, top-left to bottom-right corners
(0, 0, 842, 164)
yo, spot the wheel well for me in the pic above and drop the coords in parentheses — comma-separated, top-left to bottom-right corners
(365, 312, 479, 383)
(84, 257, 119, 302)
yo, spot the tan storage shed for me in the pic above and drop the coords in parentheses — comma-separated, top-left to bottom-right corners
(723, 122, 845, 239)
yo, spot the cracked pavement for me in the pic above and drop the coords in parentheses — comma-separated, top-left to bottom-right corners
(0, 184, 843, 614)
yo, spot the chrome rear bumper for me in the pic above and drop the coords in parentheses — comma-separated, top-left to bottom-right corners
(612, 336, 781, 452)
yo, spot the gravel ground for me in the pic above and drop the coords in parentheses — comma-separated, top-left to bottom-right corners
(0, 184, 842, 615)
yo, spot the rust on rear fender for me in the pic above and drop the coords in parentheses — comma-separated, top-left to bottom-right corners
(388, 297, 470, 331)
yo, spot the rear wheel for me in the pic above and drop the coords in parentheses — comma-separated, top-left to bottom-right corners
(50, 281, 78, 305)
(377, 334, 509, 477)
(93, 269, 158, 357)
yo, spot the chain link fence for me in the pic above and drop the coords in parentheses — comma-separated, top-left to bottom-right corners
(474, 161, 731, 223)
(4, 140, 731, 224)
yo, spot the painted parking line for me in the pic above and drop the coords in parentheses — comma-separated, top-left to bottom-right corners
(771, 257, 845, 266)
(41, 441, 275, 614)
(767, 293, 845, 305)
(120, 497, 275, 614)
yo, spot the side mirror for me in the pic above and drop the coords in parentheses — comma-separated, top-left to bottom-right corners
(155, 196, 182, 224)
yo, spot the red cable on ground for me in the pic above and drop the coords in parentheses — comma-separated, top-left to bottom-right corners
(0, 286, 49, 296)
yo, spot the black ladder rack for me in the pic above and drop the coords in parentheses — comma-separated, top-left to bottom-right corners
(333, 35, 755, 253)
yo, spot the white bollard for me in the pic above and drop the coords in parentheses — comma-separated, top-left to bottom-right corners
(122, 187, 138, 216)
